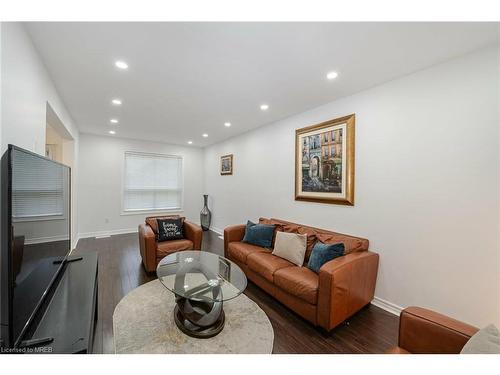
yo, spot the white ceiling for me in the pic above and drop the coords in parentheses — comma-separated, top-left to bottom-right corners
(26, 22, 498, 147)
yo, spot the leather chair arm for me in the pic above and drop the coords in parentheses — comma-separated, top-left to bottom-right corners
(184, 221, 202, 250)
(223, 224, 246, 257)
(138, 223, 157, 273)
(317, 251, 379, 331)
(397, 306, 478, 353)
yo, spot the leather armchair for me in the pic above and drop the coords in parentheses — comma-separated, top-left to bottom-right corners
(387, 306, 479, 354)
(139, 217, 203, 273)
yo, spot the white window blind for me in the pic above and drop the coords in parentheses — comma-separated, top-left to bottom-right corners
(123, 152, 183, 212)
(12, 148, 65, 220)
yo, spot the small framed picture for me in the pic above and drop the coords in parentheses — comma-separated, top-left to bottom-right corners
(220, 154, 233, 175)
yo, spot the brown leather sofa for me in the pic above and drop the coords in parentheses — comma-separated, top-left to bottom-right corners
(387, 306, 479, 354)
(224, 217, 379, 331)
(138, 216, 203, 273)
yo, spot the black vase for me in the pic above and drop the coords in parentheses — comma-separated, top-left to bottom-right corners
(200, 194, 211, 231)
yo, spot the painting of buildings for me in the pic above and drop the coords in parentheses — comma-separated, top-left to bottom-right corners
(295, 114, 355, 205)
(301, 128, 343, 193)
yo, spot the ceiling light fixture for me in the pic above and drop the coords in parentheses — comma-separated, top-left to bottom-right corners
(109, 130, 116, 135)
(224, 122, 231, 127)
(326, 71, 338, 80)
(111, 99, 122, 105)
(188, 141, 193, 145)
(202, 133, 208, 138)
(110, 119, 119, 124)
(115, 60, 129, 70)
(260, 104, 269, 111)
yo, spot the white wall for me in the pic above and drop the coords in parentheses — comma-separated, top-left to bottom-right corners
(204, 45, 500, 327)
(0, 22, 80, 248)
(77, 133, 205, 238)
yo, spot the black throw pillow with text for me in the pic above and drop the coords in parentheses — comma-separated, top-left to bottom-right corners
(156, 218, 184, 241)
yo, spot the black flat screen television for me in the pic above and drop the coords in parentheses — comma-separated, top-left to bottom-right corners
(1, 145, 71, 348)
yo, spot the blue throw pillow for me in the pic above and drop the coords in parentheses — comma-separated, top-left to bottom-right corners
(242, 220, 275, 248)
(307, 242, 345, 273)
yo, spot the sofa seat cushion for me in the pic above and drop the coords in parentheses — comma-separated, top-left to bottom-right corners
(274, 266, 319, 305)
(228, 242, 268, 264)
(156, 239, 193, 257)
(247, 252, 295, 282)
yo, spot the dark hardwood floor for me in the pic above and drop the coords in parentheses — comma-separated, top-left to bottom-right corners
(75, 230, 399, 354)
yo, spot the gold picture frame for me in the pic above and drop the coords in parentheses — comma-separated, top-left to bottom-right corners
(295, 114, 355, 205)
(220, 154, 233, 175)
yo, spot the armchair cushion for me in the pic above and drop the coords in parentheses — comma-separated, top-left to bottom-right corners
(146, 215, 184, 234)
(156, 217, 184, 241)
(460, 324, 500, 354)
(157, 239, 194, 257)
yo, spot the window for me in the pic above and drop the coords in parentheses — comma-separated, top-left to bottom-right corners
(123, 152, 183, 212)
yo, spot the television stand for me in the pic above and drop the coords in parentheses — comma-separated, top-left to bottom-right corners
(26, 252, 98, 353)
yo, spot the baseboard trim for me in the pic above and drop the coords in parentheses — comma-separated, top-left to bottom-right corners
(24, 235, 70, 245)
(78, 228, 138, 240)
(371, 296, 403, 316)
(210, 226, 223, 235)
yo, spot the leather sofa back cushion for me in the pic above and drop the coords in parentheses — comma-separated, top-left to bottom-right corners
(146, 215, 184, 234)
(315, 232, 368, 254)
(259, 217, 368, 256)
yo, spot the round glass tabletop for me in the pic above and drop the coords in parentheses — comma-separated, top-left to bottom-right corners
(156, 251, 247, 302)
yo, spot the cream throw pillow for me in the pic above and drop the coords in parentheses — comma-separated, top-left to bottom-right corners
(272, 231, 307, 266)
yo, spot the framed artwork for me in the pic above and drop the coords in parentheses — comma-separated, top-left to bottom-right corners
(295, 114, 355, 205)
(220, 154, 233, 175)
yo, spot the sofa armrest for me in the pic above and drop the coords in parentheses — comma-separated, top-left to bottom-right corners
(317, 251, 379, 331)
(184, 221, 202, 250)
(138, 223, 157, 273)
(223, 224, 246, 257)
(397, 306, 478, 354)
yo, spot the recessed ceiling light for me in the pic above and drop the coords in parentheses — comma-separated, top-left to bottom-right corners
(188, 141, 193, 145)
(202, 133, 208, 138)
(109, 130, 116, 135)
(224, 122, 231, 127)
(111, 99, 122, 105)
(326, 71, 338, 80)
(110, 119, 119, 124)
(260, 104, 269, 111)
(115, 60, 128, 70)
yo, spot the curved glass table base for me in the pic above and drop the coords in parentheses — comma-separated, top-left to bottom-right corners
(174, 297, 225, 338)
(157, 251, 247, 339)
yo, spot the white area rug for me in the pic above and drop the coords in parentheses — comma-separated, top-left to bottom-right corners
(113, 279, 274, 354)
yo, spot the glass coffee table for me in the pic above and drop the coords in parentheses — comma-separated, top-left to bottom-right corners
(157, 251, 247, 338)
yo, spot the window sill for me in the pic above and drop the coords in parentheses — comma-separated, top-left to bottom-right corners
(120, 209, 184, 217)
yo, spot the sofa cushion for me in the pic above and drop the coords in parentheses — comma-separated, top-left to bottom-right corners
(146, 215, 183, 234)
(307, 242, 345, 273)
(274, 266, 319, 305)
(259, 218, 317, 261)
(247, 252, 294, 283)
(228, 242, 268, 264)
(242, 220, 276, 248)
(272, 231, 307, 266)
(156, 239, 193, 257)
(316, 232, 368, 254)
